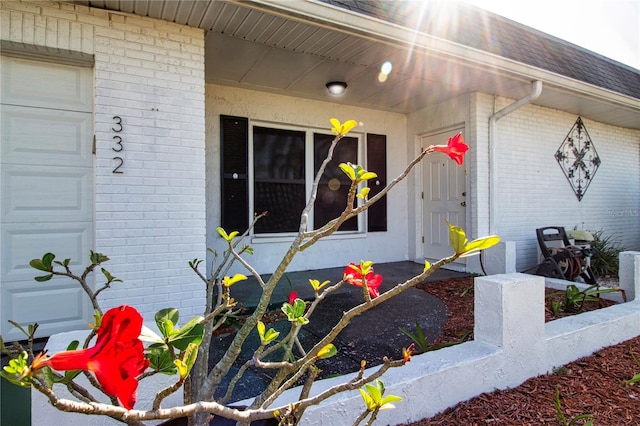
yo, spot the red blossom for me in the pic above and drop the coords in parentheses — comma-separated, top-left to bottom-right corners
(433, 133, 468, 165)
(403, 343, 416, 364)
(32, 305, 149, 410)
(288, 290, 298, 305)
(343, 263, 383, 299)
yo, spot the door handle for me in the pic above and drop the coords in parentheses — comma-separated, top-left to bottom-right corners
(460, 201, 466, 207)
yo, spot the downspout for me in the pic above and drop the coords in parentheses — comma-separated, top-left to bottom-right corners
(488, 80, 543, 234)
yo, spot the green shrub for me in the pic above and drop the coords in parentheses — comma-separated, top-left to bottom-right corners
(588, 229, 626, 278)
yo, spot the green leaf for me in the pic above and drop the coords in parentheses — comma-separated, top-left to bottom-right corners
(42, 253, 55, 269)
(66, 340, 79, 351)
(168, 320, 204, 351)
(101, 268, 121, 283)
(56, 369, 81, 385)
(281, 300, 309, 325)
(7, 321, 28, 338)
(155, 308, 179, 338)
(29, 259, 49, 272)
(1, 352, 32, 387)
(147, 348, 177, 375)
(189, 258, 203, 269)
(34, 274, 53, 282)
(54, 258, 71, 267)
(90, 251, 109, 265)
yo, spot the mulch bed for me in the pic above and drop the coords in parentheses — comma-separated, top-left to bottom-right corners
(406, 276, 640, 425)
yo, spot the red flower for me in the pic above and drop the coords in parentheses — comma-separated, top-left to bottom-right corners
(343, 263, 383, 298)
(433, 133, 468, 165)
(288, 290, 298, 305)
(402, 343, 415, 364)
(32, 305, 149, 410)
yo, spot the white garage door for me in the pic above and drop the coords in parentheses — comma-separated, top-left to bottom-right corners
(1, 56, 94, 341)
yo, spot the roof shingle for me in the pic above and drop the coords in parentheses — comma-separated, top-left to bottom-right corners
(320, 0, 640, 99)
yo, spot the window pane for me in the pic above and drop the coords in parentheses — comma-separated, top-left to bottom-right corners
(253, 127, 306, 233)
(314, 133, 358, 231)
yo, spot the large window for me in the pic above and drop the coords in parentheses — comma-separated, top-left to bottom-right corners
(313, 133, 358, 231)
(253, 125, 358, 234)
(220, 116, 386, 236)
(253, 127, 307, 234)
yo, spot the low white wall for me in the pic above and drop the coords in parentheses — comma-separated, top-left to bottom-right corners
(290, 251, 640, 425)
(32, 252, 640, 425)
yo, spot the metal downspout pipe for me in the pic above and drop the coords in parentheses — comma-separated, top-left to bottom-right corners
(488, 80, 543, 234)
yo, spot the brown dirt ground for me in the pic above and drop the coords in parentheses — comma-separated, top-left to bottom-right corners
(406, 276, 640, 425)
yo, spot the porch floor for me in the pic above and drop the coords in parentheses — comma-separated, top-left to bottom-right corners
(213, 261, 468, 403)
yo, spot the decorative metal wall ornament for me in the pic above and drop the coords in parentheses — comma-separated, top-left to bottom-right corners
(554, 117, 601, 201)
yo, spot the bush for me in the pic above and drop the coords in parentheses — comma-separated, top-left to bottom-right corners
(588, 229, 626, 278)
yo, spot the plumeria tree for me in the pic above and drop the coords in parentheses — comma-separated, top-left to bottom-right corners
(1, 119, 498, 426)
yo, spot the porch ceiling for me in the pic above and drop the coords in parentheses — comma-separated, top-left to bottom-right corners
(75, 0, 640, 129)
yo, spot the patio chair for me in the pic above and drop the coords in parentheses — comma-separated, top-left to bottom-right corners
(534, 226, 597, 284)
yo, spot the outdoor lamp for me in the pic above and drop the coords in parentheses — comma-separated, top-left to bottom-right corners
(326, 81, 347, 95)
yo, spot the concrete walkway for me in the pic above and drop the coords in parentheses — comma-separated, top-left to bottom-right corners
(213, 262, 468, 402)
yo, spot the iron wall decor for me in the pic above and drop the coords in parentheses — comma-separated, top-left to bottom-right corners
(555, 117, 600, 201)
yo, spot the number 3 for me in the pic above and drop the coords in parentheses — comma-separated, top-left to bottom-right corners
(112, 116, 123, 132)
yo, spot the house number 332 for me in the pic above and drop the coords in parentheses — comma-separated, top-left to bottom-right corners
(112, 116, 124, 173)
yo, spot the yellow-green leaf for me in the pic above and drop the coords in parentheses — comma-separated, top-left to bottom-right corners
(339, 163, 356, 181)
(223, 273, 247, 287)
(460, 235, 501, 257)
(359, 171, 378, 181)
(446, 220, 467, 254)
(330, 118, 358, 136)
(330, 118, 342, 134)
(317, 344, 337, 359)
(357, 187, 371, 199)
(359, 388, 376, 411)
(257, 320, 266, 339)
(308, 279, 330, 292)
(174, 359, 187, 379)
(216, 227, 239, 242)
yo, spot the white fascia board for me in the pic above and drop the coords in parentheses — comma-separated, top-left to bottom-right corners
(236, 0, 640, 112)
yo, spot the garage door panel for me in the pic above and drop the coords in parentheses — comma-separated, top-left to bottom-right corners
(1, 56, 94, 340)
(1, 57, 92, 111)
(2, 279, 91, 341)
(2, 165, 93, 220)
(1, 105, 93, 166)
(1, 223, 91, 280)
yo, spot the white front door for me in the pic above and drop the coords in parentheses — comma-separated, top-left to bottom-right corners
(1, 56, 94, 341)
(422, 129, 467, 263)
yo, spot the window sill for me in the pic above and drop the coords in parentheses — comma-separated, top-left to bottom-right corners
(251, 231, 367, 245)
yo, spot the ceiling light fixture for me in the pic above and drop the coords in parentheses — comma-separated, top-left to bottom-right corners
(326, 81, 347, 96)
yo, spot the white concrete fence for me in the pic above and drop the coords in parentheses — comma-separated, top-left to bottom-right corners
(34, 252, 640, 425)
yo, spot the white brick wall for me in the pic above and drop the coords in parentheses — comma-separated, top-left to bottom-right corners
(406, 91, 639, 273)
(484, 97, 640, 271)
(1, 0, 207, 320)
